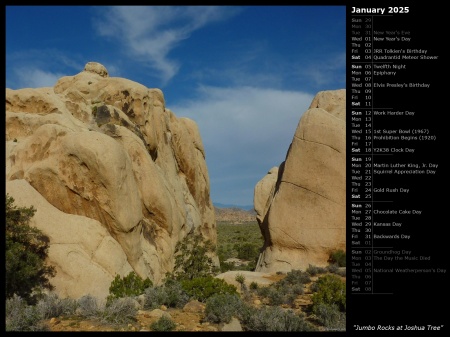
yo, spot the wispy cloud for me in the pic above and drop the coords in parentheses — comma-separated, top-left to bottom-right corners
(298, 52, 346, 88)
(93, 6, 240, 86)
(12, 67, 65, 88)
(6, 49, 85, 89)
(170, 85, 314, 205)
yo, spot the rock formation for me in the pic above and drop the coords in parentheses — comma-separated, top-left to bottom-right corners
(254, 89, 346, 273)
(5, 62, 217, 301)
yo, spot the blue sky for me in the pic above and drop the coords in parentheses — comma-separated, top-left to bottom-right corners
(6, 5, 346, 208)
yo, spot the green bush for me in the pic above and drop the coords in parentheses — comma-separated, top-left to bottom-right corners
(249, 282, 259, 290)
(235, 273, 245, 287)
(170, 232, 218, 281)
(6, 194, 56, 305)
(329, 249, 346, 267)
(255, 269, 308, 306)
(204, 293, 244, 324)
(181, 275, 237, 302)
(219, 260, 236, 273)
(313, 303, 346, 331)
(257, 284, 303, 305)
(107, 271, 152, 303)
(280, 269, 311, 286)
(242, 306, 317, 332)
(306, 264, 328, 276)
(6, 295, 49, 331)
(256, 285, 270, 298)
(143, 279, 189, 310)
(235, 242, 259, 261)
(311, 274, 346, 312)
(150, 316, 176, 331)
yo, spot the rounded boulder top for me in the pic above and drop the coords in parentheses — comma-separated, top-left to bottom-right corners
(83, 62, 109, 78)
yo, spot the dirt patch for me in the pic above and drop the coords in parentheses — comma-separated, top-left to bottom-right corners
(46, 308, 221, 332)
(262, 273, 286, 283)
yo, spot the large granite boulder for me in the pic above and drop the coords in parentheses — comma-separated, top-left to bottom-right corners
(254, 89, 346, 273)
(6, 62, 217, 301)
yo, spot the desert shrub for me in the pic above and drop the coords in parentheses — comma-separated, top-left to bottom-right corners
(77, 294, 101, 318)
(313, 303, 346, 331)
(268, 287, 299, 306)
(204, 293, 245, 324)
(170, 232, 218, 281)
(235, 273, 245, 285)
(242, 306, 317, 332)
(310, 281, 319, 293)
(219, 260, 236, 273)
(265, 287, 286, 306)
(256, 269, 308, 306)
(107, 271, 152, 303)
(249, 282, 259, 290)
(306, 264, 328, 276)
(311, 274, 346, 312)
(256, 285, 270, 297)
(143, 279, 189, 310)
(150, 316, 176, 331)
(6, 295, 49, 331)
(281, 269, 311, 285)
(6, 194, 56, 305)
(99, 297, 138, 325)
(36, 292, 77, 319)
(329, 250, 346, 267)
(326, 263, 339, 274)
(181, 275, 238, 302)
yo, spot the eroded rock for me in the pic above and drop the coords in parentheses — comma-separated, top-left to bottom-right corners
(6, 62, 217, 300)
(254, 89, 346, 273)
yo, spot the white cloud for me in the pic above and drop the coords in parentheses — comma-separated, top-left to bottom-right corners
(6, 49, 86, 89)
(172, 85, 313, 157)
(13, 67, 65, 89)
(170, 85, 315, 205)
(93, 6, 239, 85)
(299, 52, 346, 87)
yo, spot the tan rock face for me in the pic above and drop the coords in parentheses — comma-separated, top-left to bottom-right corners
(254, 89, 346, 273)
(6, 62, 216, 300)
(254, 166, 279, 225)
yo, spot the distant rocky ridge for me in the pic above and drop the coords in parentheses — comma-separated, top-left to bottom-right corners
(5, 62, 217, 301)
(214, 206, 256, 223)
(254, 89, 346, 273)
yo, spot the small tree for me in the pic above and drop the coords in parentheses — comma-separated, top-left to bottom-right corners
(5, 194, 56, 305)
(107, 271, 153, 304)
(168, 232, 218, 281)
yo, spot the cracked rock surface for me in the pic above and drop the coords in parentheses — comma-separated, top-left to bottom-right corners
(5, 62, 217, 301)
(254, 89, 346, 273)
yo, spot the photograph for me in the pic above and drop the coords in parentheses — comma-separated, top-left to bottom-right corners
(4, 3, 446, 335)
